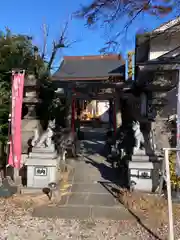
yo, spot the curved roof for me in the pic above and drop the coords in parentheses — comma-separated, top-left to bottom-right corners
(52, 55, 125, 81)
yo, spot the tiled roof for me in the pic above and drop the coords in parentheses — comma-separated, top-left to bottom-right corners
(52, 55, 125, 81)
(153, 17, 180, 33)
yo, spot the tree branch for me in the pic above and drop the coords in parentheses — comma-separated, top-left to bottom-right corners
(46, 20, 80, 73)
(76, 0, 174, 52)
(47, 21, 68, 73)
(41, 23, 49, 60)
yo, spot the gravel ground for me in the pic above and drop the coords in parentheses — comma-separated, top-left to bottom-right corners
(0, 198, 179, 240)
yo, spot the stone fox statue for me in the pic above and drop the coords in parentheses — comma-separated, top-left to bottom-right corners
(132, 121, 144, 152)
(32, 120, 55, 148)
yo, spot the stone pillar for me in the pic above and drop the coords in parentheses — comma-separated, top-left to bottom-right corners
(71, 97, 75, 133)
(115, 91, 122, 130)
(66, 98, 72, 128)
(91, 100, 96, 117)
(109, 99, 113, 128)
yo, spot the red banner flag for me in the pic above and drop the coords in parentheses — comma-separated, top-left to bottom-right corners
(8, 71, 25, 169)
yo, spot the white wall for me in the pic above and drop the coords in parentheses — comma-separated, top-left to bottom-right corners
(149, 31, 180, 60)
(97, 101, 109, 122)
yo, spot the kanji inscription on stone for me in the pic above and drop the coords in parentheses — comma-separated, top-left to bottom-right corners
(34, 167, 47, 176)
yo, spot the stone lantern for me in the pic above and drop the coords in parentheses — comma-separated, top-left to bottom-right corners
(21, 74, 40, 163)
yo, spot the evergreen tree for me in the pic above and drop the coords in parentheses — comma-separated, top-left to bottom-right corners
(0, 28, 44, 166)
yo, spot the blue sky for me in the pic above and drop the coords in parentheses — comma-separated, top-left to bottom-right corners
(0, 0, 175, 68)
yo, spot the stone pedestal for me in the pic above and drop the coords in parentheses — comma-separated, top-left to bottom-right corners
(25, 144, 59, 188)
(128, 149, 160, 192)
(128, 161, 154, 192)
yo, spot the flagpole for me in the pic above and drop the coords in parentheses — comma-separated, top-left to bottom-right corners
(5, 70, 15, 178)
(164, 148, 174, 240)
(5, 114, 12, 177)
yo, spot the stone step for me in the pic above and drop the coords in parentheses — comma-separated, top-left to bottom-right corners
(25, 158, 58, 166)
(29, 151, 57, 159)
(132, 155, 149, 161)
(133, 149, 146, 155)
(32, 146, 55, 153)
(131, 155, 160, 161)
(59, 190, 120, 206)
(129, 161, 154, 169)
(32, 205, 133, 220)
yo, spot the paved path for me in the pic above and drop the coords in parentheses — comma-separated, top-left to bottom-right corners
(33, 127, 133, 221)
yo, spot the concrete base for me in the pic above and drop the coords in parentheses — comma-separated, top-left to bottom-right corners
(26, 144, 60, 189)
(128, 161, 154, 192)
(26, 165, 59, 188)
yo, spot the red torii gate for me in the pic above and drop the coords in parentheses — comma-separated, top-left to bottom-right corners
(70, 88, 117, 135)
(52, 54, 126, 136)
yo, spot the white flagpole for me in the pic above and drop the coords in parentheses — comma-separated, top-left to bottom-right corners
(164, 148, 174, 240)
(176, 70, 180, 177)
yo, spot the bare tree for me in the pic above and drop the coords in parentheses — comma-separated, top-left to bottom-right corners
(37, 20, 80, 126)
(39, 20, 78, 75)
(47, 21, 77, 73)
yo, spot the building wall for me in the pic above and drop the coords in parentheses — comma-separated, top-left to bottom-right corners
(135, 37, 150, 63)
(136, 18, 180, 62)
(82, 100, 110, 122)
(135, 20, 180, 150)
(149, 31, 180, 60)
